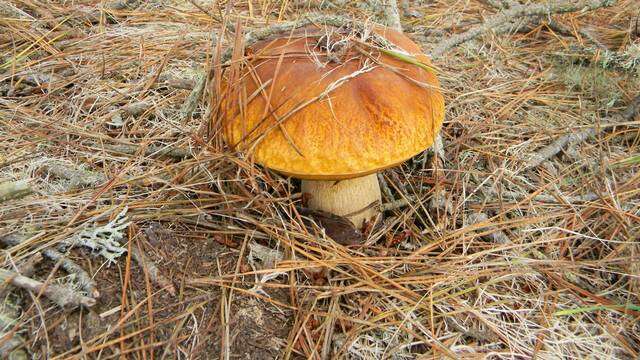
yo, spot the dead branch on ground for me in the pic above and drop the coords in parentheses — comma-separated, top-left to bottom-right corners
(431, 0, 616, 59)
(524, 95, 640, 170)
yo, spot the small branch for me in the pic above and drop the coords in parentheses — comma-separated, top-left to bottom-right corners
(106, 102, 153, 127)
(485, 188, 600, 204)
(247, 241, 286, 296)
(158, 74, 197, 90)
(381, 188, 601, 211)
(94, 143, 193, 159)
(466, 212, 511, 244)
(431, 0, 616, 59)
(381, 196, 422, 211)
(1, 234, 99, 298)
(399, 0, 421, 18)
(289, 0, 341, 10)
(377, 173, 395, 201)
(0, 253, 43, 299)
(0, 269, 95, 309)
(547, 20, 608, 50)
(0, 301, 29, 358)
(366, 0, 402, 31)
(44, 249, 100, 298)
(483, 0, 516, 9)
(0, 181, 33, 202)
(444, 315, 500, 343)
(40, 161, 107, 190)
(131, 240, 176, 296)
(0, 334, 26, 360)
(0, 2, 34, 19)
(120, 101, 152, 117)
(550, 44, 640, 73)
(0, 254, 41, 358)
(428, 135, 449, 212)
(107, 0, 141, 10)
(179, 72, 206, 123)
(524, 95, 640, 170)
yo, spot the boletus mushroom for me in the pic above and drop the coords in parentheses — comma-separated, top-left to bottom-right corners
(221, 24, 445, 229)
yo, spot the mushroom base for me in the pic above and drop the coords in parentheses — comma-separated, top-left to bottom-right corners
(301, 173, 382, 229)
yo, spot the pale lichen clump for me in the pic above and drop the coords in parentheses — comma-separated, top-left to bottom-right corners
(62, 207, 130, 265)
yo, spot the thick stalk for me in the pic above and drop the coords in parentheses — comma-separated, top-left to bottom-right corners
(301, 173, 381, 228)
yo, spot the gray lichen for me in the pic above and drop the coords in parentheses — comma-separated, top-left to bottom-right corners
(61, 207, 130, 264)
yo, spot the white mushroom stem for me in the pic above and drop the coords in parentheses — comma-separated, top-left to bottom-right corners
(301, 173, 382, 229)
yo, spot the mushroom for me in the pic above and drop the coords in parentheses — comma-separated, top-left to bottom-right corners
(221, 24, 445, 228)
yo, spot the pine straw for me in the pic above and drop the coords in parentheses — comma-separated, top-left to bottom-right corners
(1, 0, 639, 359)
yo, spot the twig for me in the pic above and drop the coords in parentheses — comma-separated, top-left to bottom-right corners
(179, 72, 207, 123)
(290, 0, 341, 10)
(382, 188, 601, 211)
(0, 332, 26, 360)
(524, 95, 640, 170)
(0, 254, 42, 359)
(483, 187, 602, 204)
(130, 241, 176, 297)
(0, 299, 29, 358)
(466, 212, 511, 244)
(0, 2, 33, 19)
(0, 253, 43, 299)
(486, 1, 607, 52)
(381, 196, 421, 212)
(92, 143, 193, 159)
(1, 234, 99, 298)
(44, 249, 99, 298)
(104, 102, 155, 129)
(399, 0, 420, 18)
(0, 268, 95, 309)
(40, 161, 107, 190)
(107, 0, 141, 10)
(431, 0, 616, 59)
(377, 173, 395, 201)
(428, 134, 449, 212)
(550, 45, 640, 73)
(544, 19, 608, 50)
(0, 181, 32, 202)
(367, 0, 402, 31)
(158, 74, 197, 90)
(484, 0, 516, 9)
(120, 101, 152, 117)
(444, 315, 500, 343)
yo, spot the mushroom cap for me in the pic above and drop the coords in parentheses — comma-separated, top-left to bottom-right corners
(221, 25, 445, 180)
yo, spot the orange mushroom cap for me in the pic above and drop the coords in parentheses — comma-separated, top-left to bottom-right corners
(221, 25, 445, 180)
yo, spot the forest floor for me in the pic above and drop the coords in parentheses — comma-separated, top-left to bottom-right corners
(1, 0, 639, 359)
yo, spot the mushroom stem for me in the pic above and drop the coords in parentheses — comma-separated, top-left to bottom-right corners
(301, 173, 382, 228)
